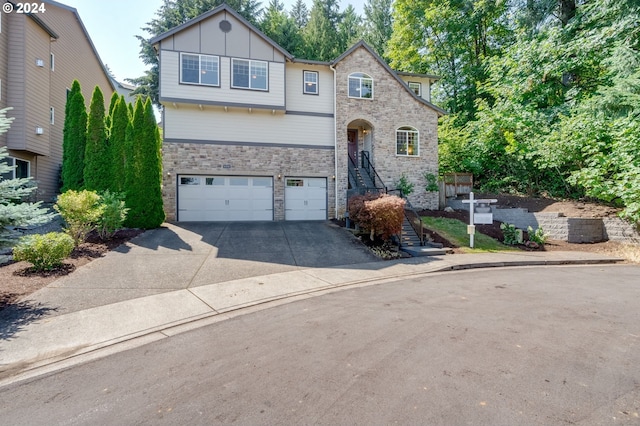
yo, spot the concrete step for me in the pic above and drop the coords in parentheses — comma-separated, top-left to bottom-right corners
(400, 246, 452, 256)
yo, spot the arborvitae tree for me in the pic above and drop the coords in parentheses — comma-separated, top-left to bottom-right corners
(84, 86, 111, 192)
(109, 96, 130, 193)
(105, 91, 119, 135)
(61, 80, 87, 192)
(125, 98, 164, 228)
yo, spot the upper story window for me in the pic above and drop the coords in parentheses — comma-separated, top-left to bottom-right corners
(50, 107, 54, 125)
(396, 126, 419, 156)
(303, 71, 318, 95)
(348, 72, 373, 99)
(232, 58, 268, 91)
(50, 53, 55, 71)
(180, 53, 219, 86)
(1, 157, 30, 180)
(408, 82, 421, 96)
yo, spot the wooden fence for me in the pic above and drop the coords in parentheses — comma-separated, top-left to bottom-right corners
(443, 173, 473, 197)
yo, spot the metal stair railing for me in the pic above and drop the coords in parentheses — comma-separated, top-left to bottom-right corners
(360, 151, 387, 193)
(388, 189, 426, 246)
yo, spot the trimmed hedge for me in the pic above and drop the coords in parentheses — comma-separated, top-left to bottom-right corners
(13, 232, 74, 271)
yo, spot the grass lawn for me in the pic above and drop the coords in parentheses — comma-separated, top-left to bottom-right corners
(421, 216, 518, 253)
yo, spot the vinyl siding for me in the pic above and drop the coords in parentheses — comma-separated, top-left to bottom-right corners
(160, 51, 285, 108)
(164, 105, 334, 147)
(285, 62, 333, 114)
(0, 8, 8, 148)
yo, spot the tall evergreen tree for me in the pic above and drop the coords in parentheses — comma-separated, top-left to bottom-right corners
(337, 5, 362, 54)
(302, 0, 343, 61)
(109, 96, 130, 193)
(363, 0, 393, 59)
(105, 91, 119, 135)
(125, 98, 164, 228)
(61, 80, 87, 192)
(260, 0, 304, 56)
(84, 86, 111, 192)
(290, 0, 309, 28)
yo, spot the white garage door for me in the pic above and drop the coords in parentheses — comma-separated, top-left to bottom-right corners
(285, 177, 327, 220)
(178, 175, 273, 221)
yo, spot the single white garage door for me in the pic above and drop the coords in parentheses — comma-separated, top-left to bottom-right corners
(178, 175, 273, 221)
(285, 177, 327, 220)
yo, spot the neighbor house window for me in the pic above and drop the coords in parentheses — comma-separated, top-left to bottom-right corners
(408, 82, 421, 96)
(1, 157, 30, 180)
(396, 126, 419, 156)
(232, 58, 268, 90)
(50, 53, 55, 71)
(348, 72, 373, 99)
(303, 70, 318, 94)
(180, 53, 219, 86)
(50, 107, 54, 125)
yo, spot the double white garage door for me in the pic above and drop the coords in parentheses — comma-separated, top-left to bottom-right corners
(178, 175, 326, 221)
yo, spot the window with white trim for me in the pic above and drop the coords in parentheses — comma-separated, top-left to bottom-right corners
(180, 53, 219, 86)
(396, 126, 419, 156)
(348, 72, 373, 99)
(303, 70, 318, 95)
(1, 157, 30, 180)
(50, 53, 55, 71)
(232, 58, 268, 90)
(408, 82, 421, 96)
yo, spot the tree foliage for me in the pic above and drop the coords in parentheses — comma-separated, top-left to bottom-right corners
(84, 86, 111, 192)
(362, 0, 393, 59)
(61, 80, 87, 192)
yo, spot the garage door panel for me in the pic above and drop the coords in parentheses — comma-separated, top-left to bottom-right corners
(285, 177, 327, 221)
(178, 175, 273, 222)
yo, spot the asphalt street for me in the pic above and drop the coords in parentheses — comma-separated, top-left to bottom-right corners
(1, 265, 639, 425)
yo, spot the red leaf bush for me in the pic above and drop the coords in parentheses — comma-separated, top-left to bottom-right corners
(348, 193, 406, 240)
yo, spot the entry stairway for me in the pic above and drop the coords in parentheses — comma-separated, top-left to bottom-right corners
(348, 151, 449, 256)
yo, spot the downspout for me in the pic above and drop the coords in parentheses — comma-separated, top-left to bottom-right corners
(330, 64, 338, 218)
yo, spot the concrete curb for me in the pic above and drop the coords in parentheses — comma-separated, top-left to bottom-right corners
(0, 252, 624, 386)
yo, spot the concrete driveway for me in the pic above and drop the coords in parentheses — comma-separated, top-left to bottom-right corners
(25, 221, 379, 315)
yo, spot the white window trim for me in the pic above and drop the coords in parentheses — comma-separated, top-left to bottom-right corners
(2, 157, 31, 179)
(179, 52, 220, 86)
(396, 126, 420, 157)
(231, 58, 269, 91)
(408, 81, 421, 97)
(303, 70, 319, 95)
(348, 72, 374, 99)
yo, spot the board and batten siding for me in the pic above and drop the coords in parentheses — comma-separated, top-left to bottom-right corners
(160, 51, 285, 108)
(158, 11, 285, 63)
(164, 105, 334, 147)
(285, 62, 333, 114)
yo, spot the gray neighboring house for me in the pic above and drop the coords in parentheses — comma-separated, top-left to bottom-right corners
(0, 0, 114, 201)
(109, 76, 138, 105)
(151, 4, 445, 222)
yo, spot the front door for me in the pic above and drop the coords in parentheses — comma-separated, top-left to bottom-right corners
(347, 129, 358, 164)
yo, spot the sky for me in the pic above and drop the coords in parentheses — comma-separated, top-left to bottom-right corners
(61, 0, 367, 86)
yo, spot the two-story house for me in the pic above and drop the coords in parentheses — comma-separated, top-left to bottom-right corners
(0, 0, 114, 200)
(151, 4, 445, 222)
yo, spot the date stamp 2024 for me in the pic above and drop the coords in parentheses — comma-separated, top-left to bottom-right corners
(2, 2, 47, 14)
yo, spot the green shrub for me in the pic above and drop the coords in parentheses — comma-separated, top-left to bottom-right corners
(527, 226, 548, 246)
(13, 232, 74, 271)
(97, 191, 129, 240)
(395, 174, 414, 197)
(54, 190, 104, 246)
(500, 223, 520, 245)
(423, 172, 439, 192)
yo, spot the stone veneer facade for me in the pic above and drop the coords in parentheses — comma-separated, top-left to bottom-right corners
(334, 46, 440, 217)
(162, 142, 335, 221)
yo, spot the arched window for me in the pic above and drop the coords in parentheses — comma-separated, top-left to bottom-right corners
(396, 126, 419, 156)
(348, 72, 373, 99)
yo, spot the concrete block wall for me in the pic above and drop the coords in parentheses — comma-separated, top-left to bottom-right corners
(602, 218, 640, 244)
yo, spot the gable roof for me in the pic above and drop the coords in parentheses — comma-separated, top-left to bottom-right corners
(148, 3, 293, 61)
(333, 40, 447, 116)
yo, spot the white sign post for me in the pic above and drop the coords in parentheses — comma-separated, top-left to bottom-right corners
(461, 192, 497, 248)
